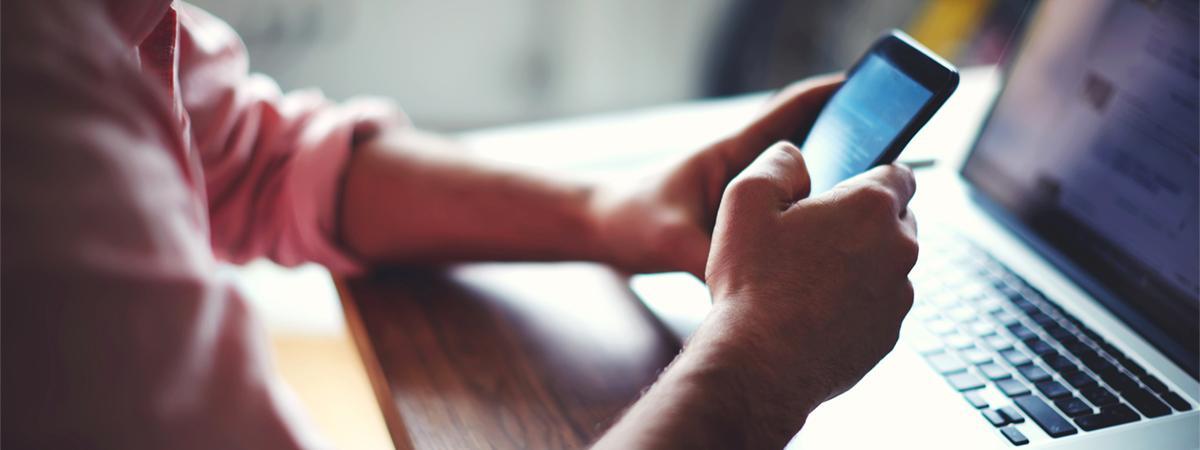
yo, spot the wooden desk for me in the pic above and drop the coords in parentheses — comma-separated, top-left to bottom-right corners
(339, 264, 680, 449)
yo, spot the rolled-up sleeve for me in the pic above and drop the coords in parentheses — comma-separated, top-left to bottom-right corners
(176, 4, 406, 273)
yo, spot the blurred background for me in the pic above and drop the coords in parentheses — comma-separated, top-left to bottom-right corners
(190, 0, 1033, 131)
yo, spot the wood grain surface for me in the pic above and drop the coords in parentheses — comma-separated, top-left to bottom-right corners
(339, 262, 683, 450)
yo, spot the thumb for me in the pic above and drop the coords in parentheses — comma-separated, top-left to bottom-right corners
(726, 75, 842, 170)
(723, 141, 812, 214)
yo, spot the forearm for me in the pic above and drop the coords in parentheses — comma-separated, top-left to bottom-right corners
(593, 304, 820, 449)
(339, 128, 608, 265)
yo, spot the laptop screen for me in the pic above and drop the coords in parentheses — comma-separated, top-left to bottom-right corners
(963, 0, 1199, 375)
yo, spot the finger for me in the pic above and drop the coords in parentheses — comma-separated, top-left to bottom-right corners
(901, 209, 918, 239)
(840, 164, 917, 215)
(759, 73, 844, 116)
(894, 280, 916, 317)
(679, 228, 712, 280)
(723, 141, 812, 213)
(725, 75, 843, 170)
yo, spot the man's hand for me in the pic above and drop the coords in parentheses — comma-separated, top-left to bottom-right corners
(590, 76, 842, 277)
(704, 140, 919, 411)
(593, 142, 918, 449)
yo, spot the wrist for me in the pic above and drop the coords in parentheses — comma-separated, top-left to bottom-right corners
(683, 301, 825, 441)
(582, 184, 632, 269)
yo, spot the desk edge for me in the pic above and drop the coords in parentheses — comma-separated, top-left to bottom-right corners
(334, 275, 415, 450)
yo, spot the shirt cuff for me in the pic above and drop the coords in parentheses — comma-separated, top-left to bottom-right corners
(283, 96, 409, 275)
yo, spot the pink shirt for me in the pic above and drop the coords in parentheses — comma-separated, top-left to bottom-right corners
(3, 1, 404, 447)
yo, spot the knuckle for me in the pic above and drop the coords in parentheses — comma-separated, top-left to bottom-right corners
(727, 175, 780, 202)
(653, 216, 693, 250)
(898, 280, 916, 311)
(774, 140, 804, 162)
(900, 165, 917, 194)
(899, 235, 920, 269)
(851, 184, 897, 213)
(869, 164, 916, 200)
(890, 163, 916, 185)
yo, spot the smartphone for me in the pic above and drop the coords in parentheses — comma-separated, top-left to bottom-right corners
(797, 30, 959, 194)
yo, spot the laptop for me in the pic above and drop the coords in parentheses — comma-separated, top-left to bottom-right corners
(630, 1, 1200, 448)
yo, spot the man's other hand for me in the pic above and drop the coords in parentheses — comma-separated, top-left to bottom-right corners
(589, 76, 842, 277)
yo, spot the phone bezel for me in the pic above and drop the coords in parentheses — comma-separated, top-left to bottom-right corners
(845, 29, 960, 166)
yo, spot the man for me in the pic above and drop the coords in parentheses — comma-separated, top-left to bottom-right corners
(1, 1, 917, 449)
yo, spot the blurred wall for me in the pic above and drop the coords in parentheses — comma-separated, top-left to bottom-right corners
(189, 0, 731, 130)
(185, 1, 1012, 131)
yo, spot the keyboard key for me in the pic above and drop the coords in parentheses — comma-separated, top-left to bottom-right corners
(1097, 341, 1122, 358)
(996, 378, 1031, 397)
(1074, 403, 1139, 431)
(1055, 397, 1093, 417)
(944, 332, 975, 350)
(982, 409, 1007, 427)
(983, 333, 1014, 351)
(1000, 348, 1033, 367)
(947, 305, 977, 322)
(991, 309, 1020, 326)
(1023, 337, 1055, 356)
(964, 390, 989, 409)
(1006, 323, 1036, 340)
(1116, 356, 1147, 376)
(1081, 386, 1119, 407)
(1020, 287, 1046, 304)
(1123, 386, 1171, 418)
(925, 318, 957, 335)
(1044, 323, 1074, 341)
(1014, 395, 1078, 438)
(1009, 297, 1037, 313)
(967, 320, 996, 336)
(1013, 302, 1040, 316)
(1099, 370, 1139, 393)
(909, 333, 945, 355)
(1028, 311, 1056, 327)
(1028, 287, 1053, 301)
(1017, 364, 1051, 382)
(1081, 354, 1117, 375)
(1062, 370, 1098, 389)
(982, 301, 1005, 315)
(1161, 391, 1193, 412)
(1140, 374, 1168, 394)
(1058, 337, 1087, 354)
(925, 351, 967, 374)
(1041, 353, 1078, 373)
(959, 346, 993, 365)
(998, 406, 1026, 424)
(947, 371, 986, 391)
(1074, 344, 1103, 360)
(978, 362, 1012, 380)
(999, 426, 1029, 446)
(1036, 380, 1072, 399)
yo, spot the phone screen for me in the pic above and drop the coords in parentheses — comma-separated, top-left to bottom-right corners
(800, 54, 935, 193)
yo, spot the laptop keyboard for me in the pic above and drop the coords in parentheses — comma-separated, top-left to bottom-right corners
(908, 230, 1194, 446)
